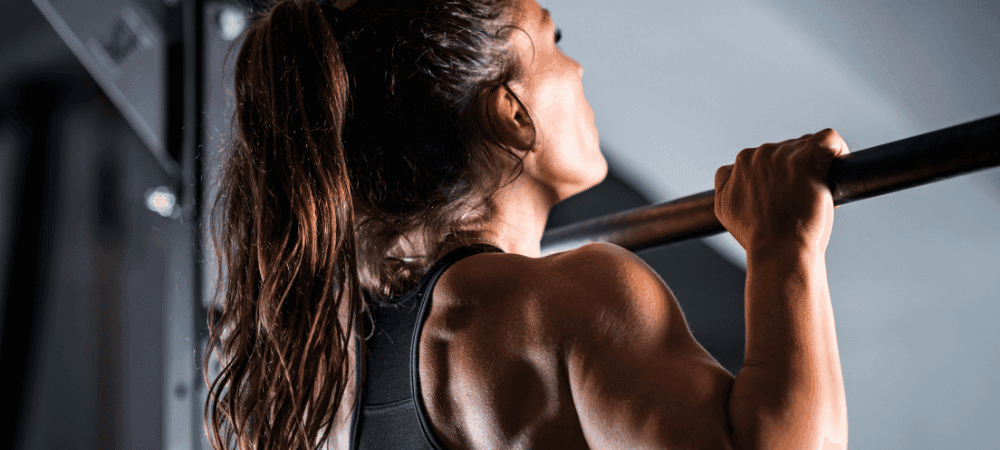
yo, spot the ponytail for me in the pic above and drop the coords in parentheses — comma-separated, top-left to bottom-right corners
(205, 1, 362, 449)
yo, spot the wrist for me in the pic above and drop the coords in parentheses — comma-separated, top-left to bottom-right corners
(746, 239, 825, 266)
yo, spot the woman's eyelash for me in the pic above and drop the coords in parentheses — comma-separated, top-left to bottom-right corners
(555, 28, 562, 44)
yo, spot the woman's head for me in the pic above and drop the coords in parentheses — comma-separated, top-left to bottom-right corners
(232, 0, 602, 296)
(342, 0, 605, 225)
(333, 0, 535, 294)
(207, 0, 602, 449)
(487, 0, 606, 203)
(340, 0, 525, 215)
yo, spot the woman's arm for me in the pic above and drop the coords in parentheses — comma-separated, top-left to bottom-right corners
(719, 128, 849, 449)
(562, 129, 848, 449)
(559, 242, 738, 449)
(729, 245, 847, 450)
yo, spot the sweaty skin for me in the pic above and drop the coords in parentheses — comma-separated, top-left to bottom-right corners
(418, 132, 849, 449)
(331, 0, 849, 448)
(419, 0, 850, 445)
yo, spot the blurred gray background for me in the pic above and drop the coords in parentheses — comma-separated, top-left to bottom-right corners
(0, 0, 997, 448)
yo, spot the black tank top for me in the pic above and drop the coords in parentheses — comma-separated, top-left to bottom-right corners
(349, 243, 504, 449)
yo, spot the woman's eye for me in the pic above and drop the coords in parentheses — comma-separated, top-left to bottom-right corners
(554, 28, 562, 44)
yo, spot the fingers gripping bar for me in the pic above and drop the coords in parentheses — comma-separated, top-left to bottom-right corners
(540, 113, 1000, 255)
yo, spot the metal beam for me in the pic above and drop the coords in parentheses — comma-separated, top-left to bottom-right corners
(541, 113, 1000, 254)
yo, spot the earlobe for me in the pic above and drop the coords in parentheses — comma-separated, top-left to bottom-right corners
(486, 84, 535, 151)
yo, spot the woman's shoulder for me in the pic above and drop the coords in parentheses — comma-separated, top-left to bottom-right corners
(547, 242, 671, 299)
(438, 242, 674, 321)
(425, 244, 733, 449)
(544, 242, 679, 326)
(440, 242, 632, 286)
(545, 241, 655, 280)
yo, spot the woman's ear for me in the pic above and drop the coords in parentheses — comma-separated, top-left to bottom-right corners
(485, 84, 535, 151)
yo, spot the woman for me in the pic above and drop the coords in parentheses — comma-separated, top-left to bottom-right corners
(205, 0, 849, 448)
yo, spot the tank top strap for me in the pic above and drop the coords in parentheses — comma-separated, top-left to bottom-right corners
(408, 243, 503, 448)
(413, 243, 505, 301)
(349, 243, 503, 450)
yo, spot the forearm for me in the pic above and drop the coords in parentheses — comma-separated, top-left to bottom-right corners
(728, 245, 848, 450)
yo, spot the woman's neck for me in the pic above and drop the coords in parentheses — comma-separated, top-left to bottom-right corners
(460, 175, 557, 258)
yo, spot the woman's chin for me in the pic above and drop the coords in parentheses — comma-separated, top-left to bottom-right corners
(560, 162, 607, 202)
(585, 151, 609, 189)
(595, 152, 608, 183)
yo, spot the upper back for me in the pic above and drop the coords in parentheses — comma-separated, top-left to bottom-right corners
(418, 242, 737, 449)
(418, 245, 594, 449)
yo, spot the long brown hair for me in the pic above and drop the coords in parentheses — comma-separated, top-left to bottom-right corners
(204, 0, 528, 448)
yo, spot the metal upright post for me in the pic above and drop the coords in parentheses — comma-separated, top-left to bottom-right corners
(162, 0, 205, 448)
(181, 0, 206, 448)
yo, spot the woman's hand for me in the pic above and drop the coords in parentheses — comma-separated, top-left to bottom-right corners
(717, 130, 851, 450)
(714, 129, 849, 258)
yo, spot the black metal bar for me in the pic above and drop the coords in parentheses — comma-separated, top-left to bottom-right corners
(0, 78, 66, 450)
(541, 113, 1000, 254)
(175, 0, 206, 449)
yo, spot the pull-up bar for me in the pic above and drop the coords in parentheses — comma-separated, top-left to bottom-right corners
(540, 113, 1000, 255)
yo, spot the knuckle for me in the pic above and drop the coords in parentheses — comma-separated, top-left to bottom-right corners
(781, 149, 802, 166)
(811, 128, 842, 148)
(735, 147, 755, 164)
(756, 143, 779, 163)
(758, 142, 779, 152)
(774, 140, 801, 160)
